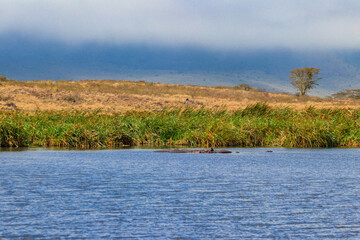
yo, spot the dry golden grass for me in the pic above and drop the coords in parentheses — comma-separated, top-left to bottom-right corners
(0, 79, 359, 111)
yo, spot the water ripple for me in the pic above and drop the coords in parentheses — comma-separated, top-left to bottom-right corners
(0, 148, 360, 239)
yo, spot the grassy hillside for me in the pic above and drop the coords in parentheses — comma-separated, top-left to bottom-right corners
(0, 79, 359, 111)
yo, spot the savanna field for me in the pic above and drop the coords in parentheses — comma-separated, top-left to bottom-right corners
(1, 78, 360, 149)
(1, 78, 360, 111)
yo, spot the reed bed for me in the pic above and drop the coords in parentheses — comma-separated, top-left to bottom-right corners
(0, 103, 359, 149)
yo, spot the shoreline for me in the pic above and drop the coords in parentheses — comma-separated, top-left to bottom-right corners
(2, 146, 360, 152)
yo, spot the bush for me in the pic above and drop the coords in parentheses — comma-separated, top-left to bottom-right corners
(331, 89, 360, 99)
(233, 84, 258, 91)
(0, 75, 7, 81)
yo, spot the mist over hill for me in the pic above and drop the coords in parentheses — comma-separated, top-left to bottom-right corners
(1, 36, 360, 96)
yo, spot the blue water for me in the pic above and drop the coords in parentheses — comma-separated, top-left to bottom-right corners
(1, 148, 360, 239)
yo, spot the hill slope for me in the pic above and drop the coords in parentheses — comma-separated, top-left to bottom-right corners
(0, 79, 358, 111)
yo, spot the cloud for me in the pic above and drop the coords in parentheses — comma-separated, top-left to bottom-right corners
(1, 0, 360, 50)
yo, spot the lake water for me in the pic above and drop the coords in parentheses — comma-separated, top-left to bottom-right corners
(1, 148, 360, 239)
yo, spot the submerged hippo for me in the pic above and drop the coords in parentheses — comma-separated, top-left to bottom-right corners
(155, 148, 232, 154)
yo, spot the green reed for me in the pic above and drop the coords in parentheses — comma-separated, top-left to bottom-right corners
(0, 103, 360, 148)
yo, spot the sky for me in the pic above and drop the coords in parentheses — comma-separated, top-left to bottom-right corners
(1, 0, 360, 50)
(1, 0, 360, 95)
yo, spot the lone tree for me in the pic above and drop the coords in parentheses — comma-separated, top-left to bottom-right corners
(289, 67, 321, 96)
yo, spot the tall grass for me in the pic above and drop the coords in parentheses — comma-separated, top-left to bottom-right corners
(0, 103, 359, 148)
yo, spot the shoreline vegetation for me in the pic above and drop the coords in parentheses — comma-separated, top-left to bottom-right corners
(1, 103, 360, 149)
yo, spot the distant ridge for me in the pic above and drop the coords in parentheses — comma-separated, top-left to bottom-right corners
(1, 36, 360, 97)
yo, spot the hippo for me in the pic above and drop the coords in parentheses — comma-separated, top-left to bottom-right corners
(155, 148, 232, 154)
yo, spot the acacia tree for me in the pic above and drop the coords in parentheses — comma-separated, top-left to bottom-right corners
(289, 67, 321, 96)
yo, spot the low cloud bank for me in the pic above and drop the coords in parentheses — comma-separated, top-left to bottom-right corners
(1, 0, 360, 50)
